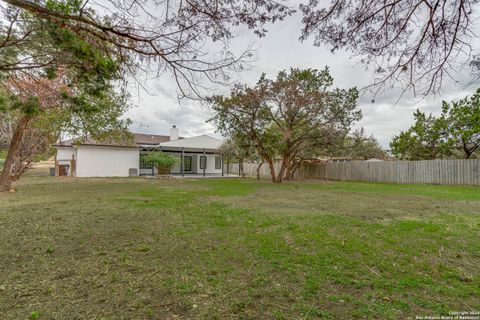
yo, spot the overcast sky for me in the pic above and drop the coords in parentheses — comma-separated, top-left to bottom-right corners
(124, 6, 478, 148)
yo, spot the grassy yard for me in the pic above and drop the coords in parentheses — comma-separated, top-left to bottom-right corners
(1, 176, 479, 319)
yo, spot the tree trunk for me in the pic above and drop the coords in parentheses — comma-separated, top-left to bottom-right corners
(256, 159, 264, 180)
(289, 161, 302, 180)
(285, 158, 295, 181)
(266, 158, 276, 182)
(275, 154, 288, 183)
(239, 159, 244, 177)
(463, 142, 477, 159)
(0, 115, 31, 192)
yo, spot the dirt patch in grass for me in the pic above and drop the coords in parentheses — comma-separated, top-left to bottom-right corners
(223, 187, 480, 220)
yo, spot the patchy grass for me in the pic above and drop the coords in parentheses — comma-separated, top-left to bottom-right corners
(0, 177, 479, 319)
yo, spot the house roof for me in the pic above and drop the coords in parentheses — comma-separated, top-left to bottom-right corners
(54, 133, 170, 148)
(54, 139, 75, 147)
(159, 135, 222, 152)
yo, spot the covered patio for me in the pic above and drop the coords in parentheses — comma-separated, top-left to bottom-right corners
(139, 135, 228, 177)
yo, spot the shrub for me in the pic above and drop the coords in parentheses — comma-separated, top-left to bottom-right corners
(144, 151, 177, 175)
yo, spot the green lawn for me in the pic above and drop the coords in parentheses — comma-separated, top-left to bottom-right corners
(1, 176, 479, 319)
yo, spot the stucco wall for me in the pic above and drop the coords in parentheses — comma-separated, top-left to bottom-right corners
(56, 147, 77, 162)
(197, 154, 222, 174)
(76, 146, 139, 177)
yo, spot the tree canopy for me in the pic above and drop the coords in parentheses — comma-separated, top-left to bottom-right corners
(0, 0, 132, 191)
(338, 128, 386, 160)
(390, 110, 450, 160)
(299, 0, 479, 97)
(390, 89, 480, 160)
(441, 89, 480, 159)
(1, 0, 293, 98)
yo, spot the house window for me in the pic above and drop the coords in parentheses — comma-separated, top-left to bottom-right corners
(215, 156, 221, 169)
(200, 156, 207, 169)
(184, 156, 192, 171)
(139, 154, 153, 169)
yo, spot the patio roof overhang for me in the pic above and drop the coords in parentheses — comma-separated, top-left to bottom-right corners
(160, 146, 219, 153)
(139, 145, 220, 153)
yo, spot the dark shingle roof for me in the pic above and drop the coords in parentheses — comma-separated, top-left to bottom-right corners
(133, 133, 170, 145)
(53, 133, 171, 148)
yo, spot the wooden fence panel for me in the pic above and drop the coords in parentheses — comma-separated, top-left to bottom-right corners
(232, 159, 480, 186)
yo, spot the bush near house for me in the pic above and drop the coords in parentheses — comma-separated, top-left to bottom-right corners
(144, 151, 178, 175)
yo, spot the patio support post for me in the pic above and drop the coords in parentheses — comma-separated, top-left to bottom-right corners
(227, 157, 229, 175)
(221, 155, 224, 177)
(181, 147, 184, 177)
(151, 152, 154, 176)
(203, 148, 206, 177)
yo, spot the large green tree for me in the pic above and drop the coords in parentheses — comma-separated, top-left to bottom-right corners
(0, 0, 131, 191)
(441, 89, 480, 159)
(210, 68, 360, 182)
(389, 110, 450, 160)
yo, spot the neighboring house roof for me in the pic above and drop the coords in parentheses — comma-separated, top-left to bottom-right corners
(364, 158, 385, 162)
(160, 135, 222, 152)
(53, 133, 170, 148)
(134, 133, 170, 145)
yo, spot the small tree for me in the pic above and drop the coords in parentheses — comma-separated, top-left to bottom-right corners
(144, 152, 177, 176)
(340, 128, 386, 160)
(219, 135, 258, 178)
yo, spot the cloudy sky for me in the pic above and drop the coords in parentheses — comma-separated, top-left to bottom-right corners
(124, 6, 478, 148)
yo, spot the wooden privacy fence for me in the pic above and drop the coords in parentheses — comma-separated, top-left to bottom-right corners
(230, 159, 480, 186)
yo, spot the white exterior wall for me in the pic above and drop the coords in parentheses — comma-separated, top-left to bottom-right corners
(56, 147, 77, 162)
(197, 154, 222, 174)
(76, 146, 139, 177)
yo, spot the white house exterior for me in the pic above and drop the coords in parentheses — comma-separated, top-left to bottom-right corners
(53, 126, 224, 177)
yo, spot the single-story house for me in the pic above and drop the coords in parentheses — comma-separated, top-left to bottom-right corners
(53, 126, 225, 177)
